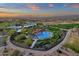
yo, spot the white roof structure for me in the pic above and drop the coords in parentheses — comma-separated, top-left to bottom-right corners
(17, 29, 22, 32)
(8, 26, 22, 29)
(24, 22, 36, 28)
(8, 25, 22, 32)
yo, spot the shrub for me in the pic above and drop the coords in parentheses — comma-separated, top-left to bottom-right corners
(7, 29, 16, 36)
(24, 39, 33, 46)
(21, 28, 28, 34)
(15, 34, 26, 42)
(11, 50, 21, 56)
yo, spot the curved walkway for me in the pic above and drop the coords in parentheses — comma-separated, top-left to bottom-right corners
(7, 30, 72, 56)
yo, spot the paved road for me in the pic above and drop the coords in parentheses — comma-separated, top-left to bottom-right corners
(7, 30, 72, 56)
(0, 36, 3, 46)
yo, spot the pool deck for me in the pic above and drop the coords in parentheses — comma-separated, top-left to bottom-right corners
(33, 31, 53, 40)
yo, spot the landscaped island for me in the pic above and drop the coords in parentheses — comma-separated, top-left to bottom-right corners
(8, 22, 67, 51)
(0, 21, 79, 51)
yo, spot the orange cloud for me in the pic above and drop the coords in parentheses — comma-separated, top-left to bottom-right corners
(0, 13, 25, 17)
(27, 4, 40, 11)
(0, 13, 53, 17)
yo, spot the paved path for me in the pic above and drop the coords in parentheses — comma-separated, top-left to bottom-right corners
(7, 30, 72, 56)
(30, 39, 38, 48)
(0, 36, 3, 44)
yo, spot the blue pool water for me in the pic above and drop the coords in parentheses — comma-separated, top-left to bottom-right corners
(33, 31, 53, 40)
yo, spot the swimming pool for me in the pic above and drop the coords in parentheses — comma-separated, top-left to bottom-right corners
(33, 31, 53, 40)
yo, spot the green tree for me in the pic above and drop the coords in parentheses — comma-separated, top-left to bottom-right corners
(7, 29, 16, 36)
(24, 39, 33, 46)
(21, 28, 28, 34)
(2, 36, 8, 46)
(15, 34, 26, 42)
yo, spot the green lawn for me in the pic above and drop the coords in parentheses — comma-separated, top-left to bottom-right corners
(50, 24, 79, 29)
(0, 22, 15, 28)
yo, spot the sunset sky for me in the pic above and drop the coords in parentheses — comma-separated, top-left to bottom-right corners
(0, 3, 79, 17)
